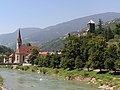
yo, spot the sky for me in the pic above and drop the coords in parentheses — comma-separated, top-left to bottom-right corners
(0, 0, 120, 34)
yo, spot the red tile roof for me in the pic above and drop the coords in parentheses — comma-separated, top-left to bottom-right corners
(16, 46, 38, 54)
(39, 52, 48, 55)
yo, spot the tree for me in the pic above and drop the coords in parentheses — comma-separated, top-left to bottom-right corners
(105, 27, 114, 41)
(96, 19, 104, 35)
(88, 36, 106, 71)
(0, 56, 4, 63)
(104, 58, 115, 71)
(26, 43, 32, 46)
(104, 44, 118, 71)
(50, 54, 61, 68)
(28, 49, 39, 65)
(75, 56, 83, 69)
(85, 60, 91, 71)
(115, 59, 120, 69)
(60, 57, 68, 69)
(44, 54, 51, 67)
(32, 49, 39, 55)
(67, 58, 75, 70)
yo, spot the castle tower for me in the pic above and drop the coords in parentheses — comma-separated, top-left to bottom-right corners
(87, 20, 95, 33)
(17, 29, 22, 48)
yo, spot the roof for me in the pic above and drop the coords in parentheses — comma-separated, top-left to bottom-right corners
(39, 52, 48, 55)
(88, 20, 95, 24)
(17, 29, 22, 43)
(16, 46, 38, 54)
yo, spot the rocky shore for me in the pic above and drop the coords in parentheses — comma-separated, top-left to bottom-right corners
(1, 87, 8, 90)
(65, 75, 115, 90)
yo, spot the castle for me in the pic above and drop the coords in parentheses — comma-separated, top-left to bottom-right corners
(83, 20, 95, 35)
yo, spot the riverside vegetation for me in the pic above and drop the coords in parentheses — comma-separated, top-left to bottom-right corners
(0, 75, 3, 90)
(19, 19, 120, 89)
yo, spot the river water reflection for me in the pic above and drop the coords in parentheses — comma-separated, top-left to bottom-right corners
(0, 68, 99, 90)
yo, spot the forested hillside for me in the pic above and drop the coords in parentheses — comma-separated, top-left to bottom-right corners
(0, 45, 13, 55)
(41, 18, 120, 51)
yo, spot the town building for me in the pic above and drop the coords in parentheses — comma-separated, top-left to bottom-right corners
(9, 29, 38, 64)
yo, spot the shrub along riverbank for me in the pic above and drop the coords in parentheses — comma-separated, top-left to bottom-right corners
(0, 75, 3, 90)
(13, 65, 120, 90)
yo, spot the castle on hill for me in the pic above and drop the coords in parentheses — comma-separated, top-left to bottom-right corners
(83, 20, 95, 35)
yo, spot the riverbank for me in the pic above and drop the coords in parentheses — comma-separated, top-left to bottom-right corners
(1, 65, 120, 89)
(0, 75, 3, 90)
(12, 65, 120, 90)
(0, 68, 98, 90)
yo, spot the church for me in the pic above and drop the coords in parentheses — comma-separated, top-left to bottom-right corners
(9, 29, 38, 64)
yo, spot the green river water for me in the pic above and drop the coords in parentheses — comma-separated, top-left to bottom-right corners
(0, 68, 99, 90)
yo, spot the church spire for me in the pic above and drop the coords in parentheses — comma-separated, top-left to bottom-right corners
(17, 28, 22, 47)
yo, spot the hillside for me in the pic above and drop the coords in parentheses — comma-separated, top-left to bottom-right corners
(0, 28, 42, 49)
(0, 45, 13, 55)
(40, 18, 120, 51)
(0, 12, 120, 49)
(40, 36, 67, 51)
(26, 12, 120, 44)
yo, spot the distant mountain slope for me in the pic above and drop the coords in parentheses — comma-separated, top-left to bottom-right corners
(26, 12, 120, 43)
(0, 28, 42, 44)
(0, 12, 120, 50)
(40, 18, 120, 51)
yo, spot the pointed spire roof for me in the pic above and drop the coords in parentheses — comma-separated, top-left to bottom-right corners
(17, 28, 22, 43)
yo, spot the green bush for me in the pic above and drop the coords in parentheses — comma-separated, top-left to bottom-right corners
(0, 76, 3, 86)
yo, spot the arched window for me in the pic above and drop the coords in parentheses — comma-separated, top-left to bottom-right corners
(17, 55, 18, 61)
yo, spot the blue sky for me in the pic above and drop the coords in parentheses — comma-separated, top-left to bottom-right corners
(0, 0, 120, 34)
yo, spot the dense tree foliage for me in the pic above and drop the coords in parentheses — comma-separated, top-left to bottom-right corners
(0, 45, 13, 55)
(28, 19, 120, 72)
(0, 45, 13, 63)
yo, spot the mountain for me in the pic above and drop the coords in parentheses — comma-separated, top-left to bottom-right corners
(0, 28, 42, 49)
(40, 18, 120, 51)
(26, 12, 120, 44)
(0, 12, 120, 49)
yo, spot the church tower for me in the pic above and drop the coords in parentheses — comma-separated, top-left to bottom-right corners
(17, 29, 22, 48)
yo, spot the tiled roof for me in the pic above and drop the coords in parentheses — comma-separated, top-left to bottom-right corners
(16, 46, 38, 54)
(39, 52, 48, 55)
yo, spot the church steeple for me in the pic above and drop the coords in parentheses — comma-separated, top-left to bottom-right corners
(17, 28, 22, 47)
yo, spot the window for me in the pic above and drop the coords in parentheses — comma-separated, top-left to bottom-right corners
(17, 55, 18, 61)
(23, 56, 24, 61)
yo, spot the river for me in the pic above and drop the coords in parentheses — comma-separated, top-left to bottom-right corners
(0, 68, 99, 90)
